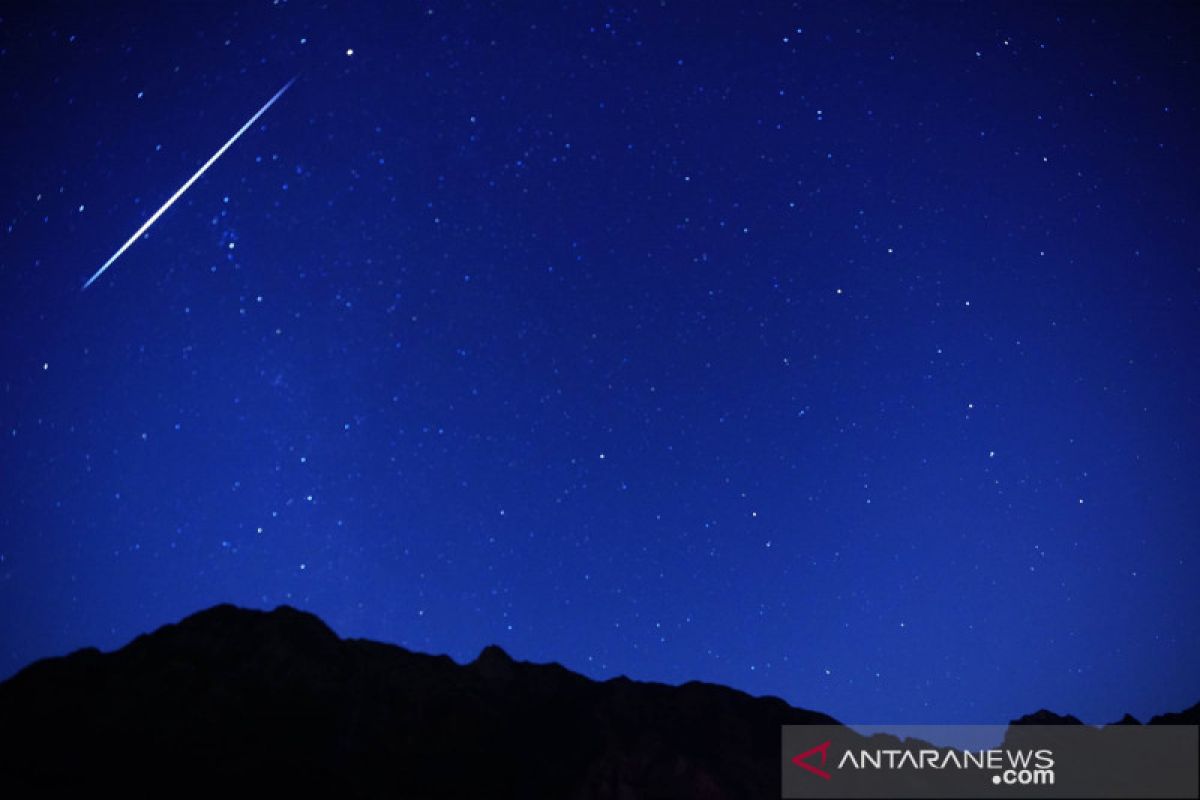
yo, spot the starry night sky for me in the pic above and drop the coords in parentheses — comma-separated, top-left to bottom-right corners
(1, 2, 1197, 729)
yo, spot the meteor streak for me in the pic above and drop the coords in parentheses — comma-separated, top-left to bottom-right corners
(82, 77, 296, 290)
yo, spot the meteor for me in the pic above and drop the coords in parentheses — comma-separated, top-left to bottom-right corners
(82, 77, 296, 290)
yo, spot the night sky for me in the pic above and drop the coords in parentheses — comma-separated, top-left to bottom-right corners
(2, 2, 1197, 730)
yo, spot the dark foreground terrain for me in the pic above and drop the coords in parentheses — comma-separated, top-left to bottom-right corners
(0, 604, 1195, 798)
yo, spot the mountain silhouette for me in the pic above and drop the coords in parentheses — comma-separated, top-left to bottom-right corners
(0, 604, 1195, 798)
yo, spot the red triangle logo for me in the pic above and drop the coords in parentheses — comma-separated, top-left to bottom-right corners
(791, 740, 832, 781)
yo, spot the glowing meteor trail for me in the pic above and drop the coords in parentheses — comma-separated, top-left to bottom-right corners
(82, 77, 296, 290)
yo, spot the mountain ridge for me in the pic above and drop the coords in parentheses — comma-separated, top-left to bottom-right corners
(1, 603, 1195, 798)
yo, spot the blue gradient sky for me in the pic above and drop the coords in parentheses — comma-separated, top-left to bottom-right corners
(1, 2, 1197, 727)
